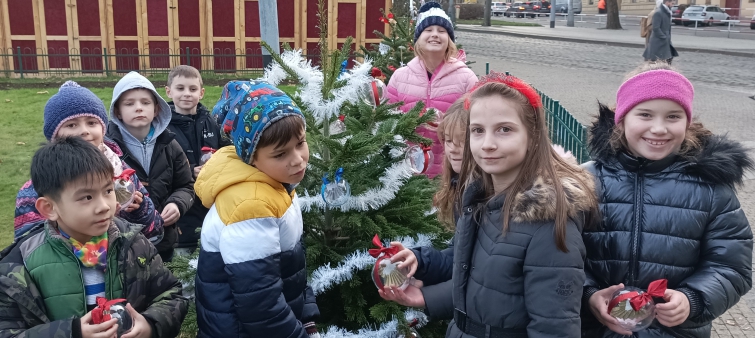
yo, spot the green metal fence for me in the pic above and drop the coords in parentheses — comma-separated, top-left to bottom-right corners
(539, 91, 590, 164)
(491, 68, 589, 163)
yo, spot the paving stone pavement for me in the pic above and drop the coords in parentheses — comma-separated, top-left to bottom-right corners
(457, 29, 755, 336)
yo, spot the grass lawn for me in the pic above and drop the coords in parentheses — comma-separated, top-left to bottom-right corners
(456, 19, 541, 27)
(0, 83, 295, 248)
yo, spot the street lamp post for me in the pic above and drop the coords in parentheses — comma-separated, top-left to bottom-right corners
(259, 0, 280, 68)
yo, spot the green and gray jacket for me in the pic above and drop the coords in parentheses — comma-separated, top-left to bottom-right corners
(0, 218, 188, 338)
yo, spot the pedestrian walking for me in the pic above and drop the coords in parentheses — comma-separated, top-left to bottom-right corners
(643, 0, 678, 63)
(598, 0, 606, 14)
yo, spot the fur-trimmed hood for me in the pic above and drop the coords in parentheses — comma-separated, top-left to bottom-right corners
(589, 103, 753, 188)
(462, 167, 596, 224)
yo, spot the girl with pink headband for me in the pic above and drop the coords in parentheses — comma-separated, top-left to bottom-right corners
(581, 62, 753, 337)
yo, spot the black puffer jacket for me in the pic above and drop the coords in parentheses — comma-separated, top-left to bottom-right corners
(418, 170, 596, 338)
(107, 125, 195, 261)
(581, 105, 753, 338)
(167, 102, 231, 249)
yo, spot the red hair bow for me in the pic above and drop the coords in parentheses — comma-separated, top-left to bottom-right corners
(464, 72, 543, 111)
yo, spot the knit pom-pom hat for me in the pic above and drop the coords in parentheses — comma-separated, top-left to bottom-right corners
(414, 1, 455, 43)
(43, 81, 108, 141)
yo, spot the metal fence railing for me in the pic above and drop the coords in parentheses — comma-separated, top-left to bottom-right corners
(539, 91, 590, 164)
(0, 47, 333, 79)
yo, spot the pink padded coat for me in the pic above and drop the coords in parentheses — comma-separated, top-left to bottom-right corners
(386, 57, 478, 178)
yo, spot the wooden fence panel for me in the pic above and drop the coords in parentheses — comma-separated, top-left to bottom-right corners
(0, 0, 391, 77)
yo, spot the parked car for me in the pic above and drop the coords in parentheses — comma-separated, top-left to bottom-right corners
(505, 2, 534, 18)
(504, 1, 548, 18)
(492, 2, 509, 16)
(681, 5, 730, 26)
(534, 1, 551, 16)
(552, 0, 582, 14)
(671, 4, 688, 25)
(751, 13, 754, 30)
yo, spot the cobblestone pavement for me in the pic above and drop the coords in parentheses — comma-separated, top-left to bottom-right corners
(458, 30, 755, 336)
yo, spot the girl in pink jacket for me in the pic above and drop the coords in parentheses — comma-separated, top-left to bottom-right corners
(387, 1, 478, 178)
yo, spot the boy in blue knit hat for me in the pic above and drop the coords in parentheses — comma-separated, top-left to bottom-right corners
(194, 81, 320, 338)
(14, 81, 164, 242)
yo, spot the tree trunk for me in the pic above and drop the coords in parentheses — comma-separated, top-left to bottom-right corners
(483, 0, 493, 26)
(605, 0, 623, 29)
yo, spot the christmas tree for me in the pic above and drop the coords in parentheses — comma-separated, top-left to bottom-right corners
(358, 9, 417, 84)
(168, 1, 451, 336)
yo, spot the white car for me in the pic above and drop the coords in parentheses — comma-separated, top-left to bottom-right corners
(681, 5, 730, 26)
(492, 2, 509, 16)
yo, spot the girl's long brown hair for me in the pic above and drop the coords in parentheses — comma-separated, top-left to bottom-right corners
(458, 82, 598, 252)
(433, 98, 468, 229)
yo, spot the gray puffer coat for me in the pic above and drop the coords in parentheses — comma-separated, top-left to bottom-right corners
(417, 169, 597, 338)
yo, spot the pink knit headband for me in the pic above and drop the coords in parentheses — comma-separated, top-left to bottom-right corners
(615, 69, 694, 124)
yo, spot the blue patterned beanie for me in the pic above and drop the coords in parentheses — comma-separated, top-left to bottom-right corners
(212, 80, 305, 164)
(414, 1, 455, 42)
(43, 81, 108, 141)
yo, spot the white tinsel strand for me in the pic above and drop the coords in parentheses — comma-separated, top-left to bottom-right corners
(309, 234, 436, 295)
(310, 251, 374, 296)
(298, 161, 413, 212)
(259, 49, 376, 123)
(321, 321, 398, 338)
(320, 310, 427, 338)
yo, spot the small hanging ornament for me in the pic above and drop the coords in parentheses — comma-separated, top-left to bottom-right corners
(420, 108, 441, 128)
(607, 279, 666, 332)
(378, 43, 390, 55)
(369, 234, 410, 291)
(329, 115, 346, 134)
(113, 169, 137, 208)
(358, 78, 387, 108)
(337, 59, 348, 80)
(321, 167, 351, 207)
(405, 144, 434, 175)
(199, 147, 217, 166)
(408, 318, 421, 337)
(92, 297, 133, 338)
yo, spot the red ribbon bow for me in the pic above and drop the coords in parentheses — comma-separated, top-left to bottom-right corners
(607, 279, 668, 313)
(91, 297, 128, 324)
(115, 168, 136, 181)
(371, 67, 384, 79)
(368, 234, 398, 258)
(201, 147, 217, 154)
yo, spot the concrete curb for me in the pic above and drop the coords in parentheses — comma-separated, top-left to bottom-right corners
(457, 26, 755, 58)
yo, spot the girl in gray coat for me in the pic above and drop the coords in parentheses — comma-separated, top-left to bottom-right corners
(643, 0, 678, 63)
(380, 74, 599, 337)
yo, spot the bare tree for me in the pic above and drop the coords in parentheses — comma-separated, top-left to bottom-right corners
(605, 0, 623, 29)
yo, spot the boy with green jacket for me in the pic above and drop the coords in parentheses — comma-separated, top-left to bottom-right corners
(0, 137, 187, 338)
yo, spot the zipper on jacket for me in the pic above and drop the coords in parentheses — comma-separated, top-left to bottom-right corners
(628, 168, 645, 286)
